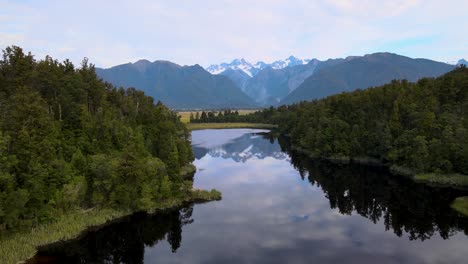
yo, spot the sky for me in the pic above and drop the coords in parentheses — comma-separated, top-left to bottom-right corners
(1, 0, 467, 68)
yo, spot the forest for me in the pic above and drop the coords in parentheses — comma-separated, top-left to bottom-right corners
(189, 109, 242, 123)
(193, 66, 468, 179)
(0, 46, 196, 232)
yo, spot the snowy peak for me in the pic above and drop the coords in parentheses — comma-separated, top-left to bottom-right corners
(231, 58, 248, 66)
(457, 59, 468, 66)
(270, 56, 311, 69)
(206, 59, 254, 77)
(206, 56, 314, 77)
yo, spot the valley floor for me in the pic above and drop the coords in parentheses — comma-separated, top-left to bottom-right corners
(177, 110, 258, 123)
(186, 123, 277, 130)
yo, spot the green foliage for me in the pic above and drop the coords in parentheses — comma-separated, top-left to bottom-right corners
(414, 173, 468, 187)
(451, 197, 468, 217)
(0, 46, 195, 231)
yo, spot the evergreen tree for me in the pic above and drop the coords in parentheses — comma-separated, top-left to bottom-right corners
(0, 46, 196, 231)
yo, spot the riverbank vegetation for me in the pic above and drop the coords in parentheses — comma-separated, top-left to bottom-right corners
(0, 189, 220, 264)
(1, 208, 127, 264)
(204, 66, 468, 186)
(414, 173, 468, 187)
(0, 46, 220, 262)
(451, 197, 468, 216)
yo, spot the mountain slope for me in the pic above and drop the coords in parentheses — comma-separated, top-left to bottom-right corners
(242, 60, 320, 105)
(96, 60, 257, 109)
(281, 53, 455, 105)
(219, 68, 251, 91)
(216, 57, 347, 106)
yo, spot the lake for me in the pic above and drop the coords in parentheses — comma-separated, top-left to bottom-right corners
(33, 129, 468, 263)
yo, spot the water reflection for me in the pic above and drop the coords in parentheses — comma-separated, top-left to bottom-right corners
(284, 143, 468, 241)
(29, 207, 194, 264)
(192, 129, 288, 161)
(31, 129, 468, 264)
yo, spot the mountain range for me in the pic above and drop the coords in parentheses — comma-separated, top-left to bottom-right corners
(96, 53, 458, 109)
(96, 60, 256, 109)
(281, 53, 455, 104)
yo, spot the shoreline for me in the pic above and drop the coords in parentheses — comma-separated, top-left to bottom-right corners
(451, 197, 468, 217)
(290, 145, 468, 217)
(290, 145, 468, 189)
(186, 123, 277, 131)
(0, 186, 221, 264)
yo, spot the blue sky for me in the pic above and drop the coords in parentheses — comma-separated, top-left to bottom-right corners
(1, 0, 467, 68)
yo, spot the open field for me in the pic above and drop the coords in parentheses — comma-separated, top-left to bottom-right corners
(177, 110, 259, 123)
(186, 123, 277, 131)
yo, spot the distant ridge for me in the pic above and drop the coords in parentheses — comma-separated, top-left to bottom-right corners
(281, 52, 455, 105)
(97, 52, 457, 108)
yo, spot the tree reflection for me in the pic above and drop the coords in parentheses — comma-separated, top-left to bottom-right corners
(280, 137, 468, 241)
(29, 206, 194, 264)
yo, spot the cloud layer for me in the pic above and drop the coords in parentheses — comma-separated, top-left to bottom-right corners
(1, 0, 467, 67)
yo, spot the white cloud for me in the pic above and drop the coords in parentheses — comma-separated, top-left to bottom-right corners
(0, 32, 24, 46)
(0, 0, 467, 67)
(321, 0, 422, 17)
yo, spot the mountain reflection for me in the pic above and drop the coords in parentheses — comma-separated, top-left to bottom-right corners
(29, 206, 194, 264)
(193, 131, 288, 162)
(280, 137, 468, 241)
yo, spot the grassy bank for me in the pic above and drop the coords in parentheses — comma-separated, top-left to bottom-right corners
(414, 173, 468, 187)
(291, 146, 385, 167)
(0, 189, 221, 264)
(451, 197, 468, 216)
(291, 145, 468, 188)
(187, 122, 277, 131)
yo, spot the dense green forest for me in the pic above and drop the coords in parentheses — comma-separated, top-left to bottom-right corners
(0, 46, 195, 231)
(194, 66, 468, 178)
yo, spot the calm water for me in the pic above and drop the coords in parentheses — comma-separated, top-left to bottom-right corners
(34, 129, 468, 263)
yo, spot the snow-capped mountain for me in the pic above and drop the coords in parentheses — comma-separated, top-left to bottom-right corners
(270, 56, 311, 69)
(206, 58, 256, 77)
(206, 56, 312, 77)
(457, 59, 468, 65)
